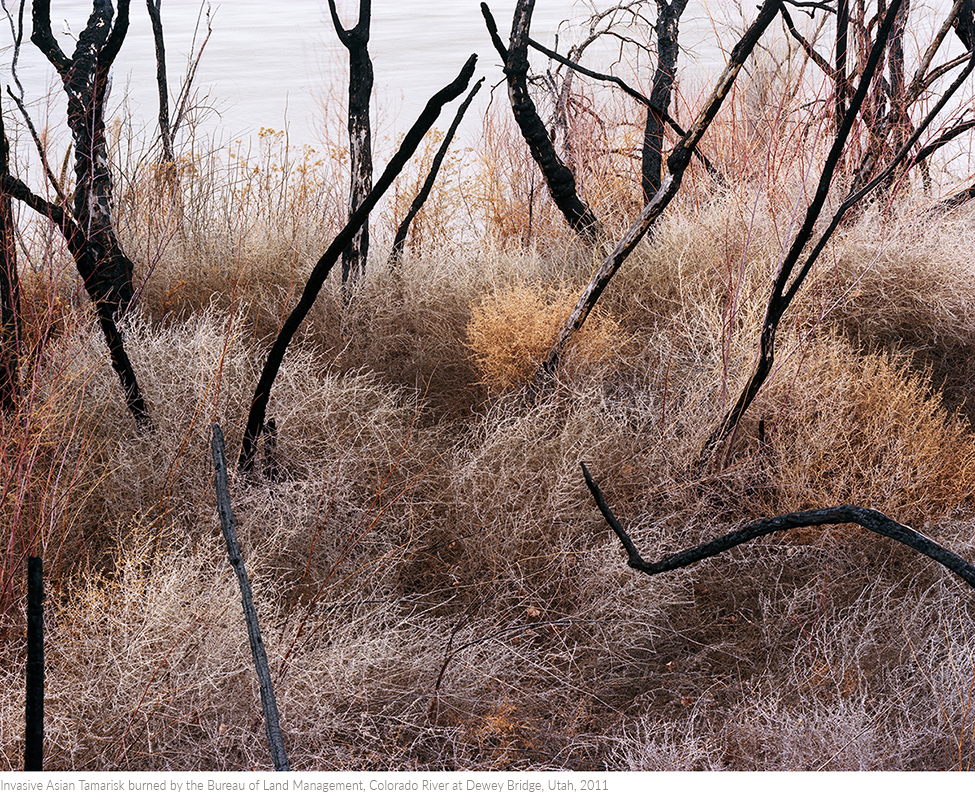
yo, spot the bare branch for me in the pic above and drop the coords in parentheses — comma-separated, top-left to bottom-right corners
(582, 463, 975, 590)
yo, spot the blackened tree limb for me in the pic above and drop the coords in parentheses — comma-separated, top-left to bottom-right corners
(531, 0, 784, 394)
(212, 424, 289, 771)
(482, 0, 605, 249)
(954, 0, 975, 49)
(700, 0, 908, 461)
(328, 0, 373, 291)
(836, 0, 849, 125)
(25, 556, 43, 771)
(582, 463, 975, 590)
(146, 0, 174, 163)
(643, 0, 689, 202)
(389, 77, 483, 268)
(0, 108, 20, 413)
(239, 55, 478, 473)
(0, 173, 151, 432)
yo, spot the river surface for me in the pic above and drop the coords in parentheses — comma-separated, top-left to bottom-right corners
(0, 1, 965, 163)
(1, 1, 742, 152)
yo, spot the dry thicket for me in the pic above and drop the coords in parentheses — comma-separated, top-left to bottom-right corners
(1, 2, 975, 772)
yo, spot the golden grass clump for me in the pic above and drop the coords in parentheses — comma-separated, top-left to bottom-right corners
(466, 282, 622, 394)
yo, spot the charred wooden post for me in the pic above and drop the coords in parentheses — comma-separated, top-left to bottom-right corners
(25, 556, 43, 771)
(328, 0, 374, 292)
(212, 425, 290, 771)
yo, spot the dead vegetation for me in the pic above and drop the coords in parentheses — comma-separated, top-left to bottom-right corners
(1, 0, 975, 773)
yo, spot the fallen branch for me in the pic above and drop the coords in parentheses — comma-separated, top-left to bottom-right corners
(581, 463, 975, 589)
(212, 424, 289, 771)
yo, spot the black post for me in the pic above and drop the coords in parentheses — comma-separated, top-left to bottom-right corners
(25, 556, 43, 771)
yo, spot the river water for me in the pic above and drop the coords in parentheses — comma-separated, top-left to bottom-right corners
(1, 1, 739, 152)
(0, 1, 966, 166)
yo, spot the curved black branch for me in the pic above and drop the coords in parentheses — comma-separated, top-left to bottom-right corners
(582, 463, 975, 590)
(239, 54, 478, 473)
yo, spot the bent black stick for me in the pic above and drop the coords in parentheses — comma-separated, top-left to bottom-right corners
(582, 463, 975, 589)
(212, 424, 290, 771)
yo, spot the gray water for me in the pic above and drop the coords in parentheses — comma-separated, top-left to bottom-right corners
(1, 1, 964, 164)
(2, 0, 736, 151)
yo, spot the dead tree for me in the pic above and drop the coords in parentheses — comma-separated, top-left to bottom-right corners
(701, 0, 975, 461)
(31, 0, 135, 316)
(531, 0, 785, 393)
(239, 55, 479, 474)
(146, 0, 174, 164)
(328, 0, 373, 291)
(0, 1, 151, 430)
(482, 0, 605, 249)
(643, 0, 689, 203)
(388, 77, 483, 268)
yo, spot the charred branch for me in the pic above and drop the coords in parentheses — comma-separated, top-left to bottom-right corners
(389, 77, 483, 268)
(531, 0, 784, 394)
(643, 0, 689, 202)
(0, 109, 20, 412)
(482, 0, 605, 249)
(239, 55, 478, 474)
(524, 34, 721, 181)
(582, 463, 975, 590)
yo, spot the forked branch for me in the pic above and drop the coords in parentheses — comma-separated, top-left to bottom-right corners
(531, 0, 784, 394)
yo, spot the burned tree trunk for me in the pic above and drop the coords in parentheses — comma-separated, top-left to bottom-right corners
(146, 0, 174, 165)
(239, 56, 478, 474)
(0, 111, 19, 413)
(0, 1, 152, 431)
(32, 0, 135, 318)
(701, 0, 975, 462)
(482, 0, 605, 249)
(642, 0, 688, 203)
(328, 0, 374, 291)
